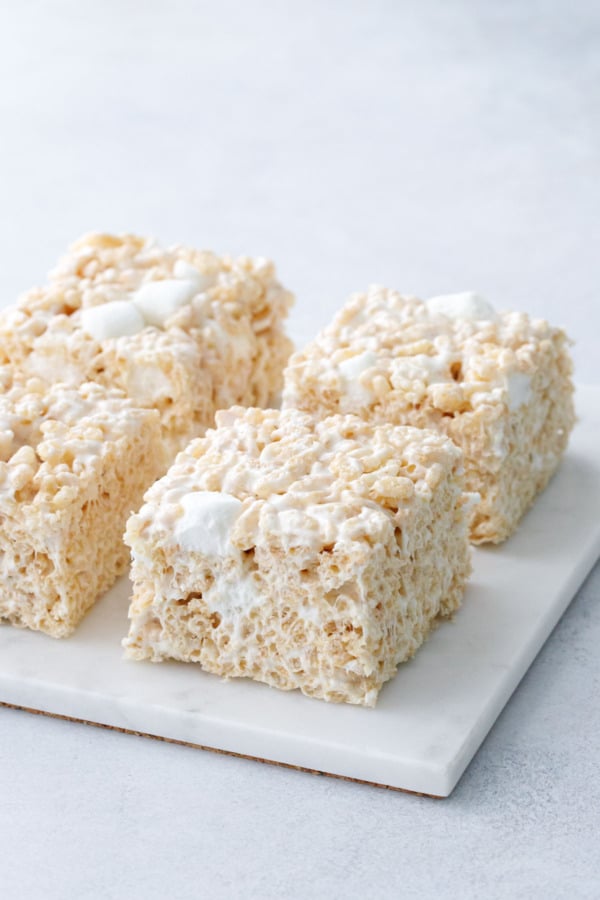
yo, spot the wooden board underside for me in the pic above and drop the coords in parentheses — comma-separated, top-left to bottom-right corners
(0, 701, 443, 799)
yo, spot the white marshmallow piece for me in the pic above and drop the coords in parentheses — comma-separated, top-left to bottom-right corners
(173, 259, 216, 292)
(506, 372, 532, 412)
(338, 350, 378, 407)
(426, 292, 497, 322)
(174, 491, 243, 555)
(338, 350, 378, 381)
(132, 279, 198, 327)
(80, 300, 146, 341)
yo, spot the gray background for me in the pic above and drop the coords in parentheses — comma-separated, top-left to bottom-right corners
(0, 1, 599, 897)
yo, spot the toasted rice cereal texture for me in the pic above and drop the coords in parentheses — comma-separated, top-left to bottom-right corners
(0, 370, 164, 637)
(123, 407, 472, 706)
(282, 288, 575, 543)
(0, 232, 294, 456)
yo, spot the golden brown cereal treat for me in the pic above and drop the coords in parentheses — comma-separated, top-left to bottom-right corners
(0, 233, 294, 455)
(0, 370, 164, 637)
(123, 407, 471, 706)
(282, 289, 575, 544)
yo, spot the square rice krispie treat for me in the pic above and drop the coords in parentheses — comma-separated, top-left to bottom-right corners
(282, 289, 575, 544)
(0, 232, 294, 456)
(0, 370, 164, 637)
(123, 407, 471, 706)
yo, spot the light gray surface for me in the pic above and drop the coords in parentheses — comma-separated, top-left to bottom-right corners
(0, 1, 599, 897)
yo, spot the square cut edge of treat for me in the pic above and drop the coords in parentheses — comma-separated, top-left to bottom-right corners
(123, 406, 472, 707)
(281, 287, 575, 544)
(0, 373, 164, 638)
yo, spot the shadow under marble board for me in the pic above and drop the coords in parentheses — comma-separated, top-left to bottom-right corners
(1, 386, 599, 798)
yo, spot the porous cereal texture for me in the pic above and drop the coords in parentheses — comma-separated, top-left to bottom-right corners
(0, 232, 294, 456)
(282, 288, 575, 543)
(123, 407, 471, 706)
(0, 370, 164, 637)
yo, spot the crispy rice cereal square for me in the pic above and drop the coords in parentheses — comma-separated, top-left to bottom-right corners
(282, 289, 575, 543)
(0, 371, 163, 637)
(0, 232, 294, 454)
(123, 407, 471, 706)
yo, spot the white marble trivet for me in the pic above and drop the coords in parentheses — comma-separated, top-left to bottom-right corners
(1, 387, 599, 797)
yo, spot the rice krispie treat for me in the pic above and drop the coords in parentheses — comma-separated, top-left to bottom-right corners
(282, 289, 575, 544)
(123, 407, 471, 706)
(0, 370, 163, 637)
(0, 232, 294, 455)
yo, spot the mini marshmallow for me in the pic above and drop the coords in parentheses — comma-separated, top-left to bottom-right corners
(426, 292, 497, 322)
(338, 351, 378, 381)
(133, 279, 198, 328)
(506, 372, 532, 411)
(80, 300, 146, 341)
(173, 259, 216, 292)
(174, 491, 243, 555)
(338, 351, 378, 408)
